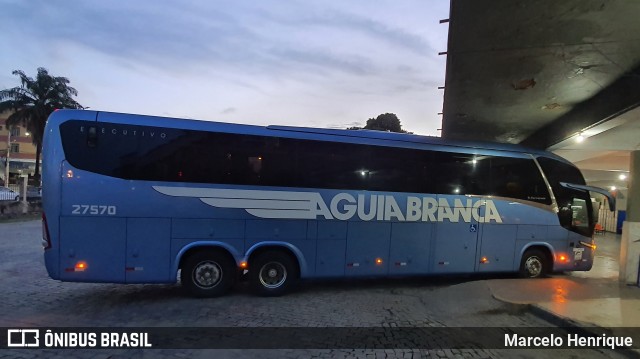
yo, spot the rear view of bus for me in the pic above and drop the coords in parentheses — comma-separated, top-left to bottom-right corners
(42, 110, 186, 283)
(43, 109, 251, 289)
(42, 110, 100, 280)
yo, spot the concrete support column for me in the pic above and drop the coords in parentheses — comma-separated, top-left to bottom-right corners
(21, 175, 28, 214)
(620, 150, 640, 284)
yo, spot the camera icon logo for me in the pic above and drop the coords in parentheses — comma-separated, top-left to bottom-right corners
(7, 329, 40, 347)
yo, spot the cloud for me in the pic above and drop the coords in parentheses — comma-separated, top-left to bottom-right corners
(2, 1, 262, 69)
(268, 48, 374, 76)
(0, 0, 449, 136)
(1, 1, 439, 79)
(326, 121, 363, 129)
(262, 7, 435, 56)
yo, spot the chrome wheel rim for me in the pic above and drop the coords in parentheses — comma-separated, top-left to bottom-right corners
(193, 261, 222, 288)
(524, 256, 542, 277)
(259, 262, 287, 289)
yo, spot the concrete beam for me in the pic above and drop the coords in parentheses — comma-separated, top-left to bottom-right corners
(521, 64, 640, 149)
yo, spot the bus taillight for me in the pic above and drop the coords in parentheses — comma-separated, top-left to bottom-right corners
(65, 261, 88, 272)
(75, 261, 88, 271)
(42, 213, 51, 250)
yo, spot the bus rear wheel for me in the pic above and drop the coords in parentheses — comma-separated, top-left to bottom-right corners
(519, 249, 549, 278)
(250, 250, 299, 296)
(181, 250, 235, 297)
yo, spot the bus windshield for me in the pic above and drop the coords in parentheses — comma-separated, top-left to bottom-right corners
(537, 157, 594, 237)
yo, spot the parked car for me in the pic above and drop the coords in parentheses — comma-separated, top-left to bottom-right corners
(0, 187, 20, 201)
(24, 186, 42, 200)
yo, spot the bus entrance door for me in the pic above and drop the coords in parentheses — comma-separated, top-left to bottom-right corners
(432, 195, 479, 273)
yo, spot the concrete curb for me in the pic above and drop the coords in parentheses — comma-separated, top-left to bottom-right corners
(0, 213, 41, 223)
(528, 304, 640, 359)
(494, 295, 640, 359)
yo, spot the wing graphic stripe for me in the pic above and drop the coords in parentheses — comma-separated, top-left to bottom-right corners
(153, 186, 318, 201)
(201, 198, 314, 210)
(246, 209, 316, 219)
(153, 186, 322, 219)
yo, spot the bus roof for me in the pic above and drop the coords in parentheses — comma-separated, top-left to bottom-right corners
(50, 109, 572, 165)
(266, 125, 563, 160)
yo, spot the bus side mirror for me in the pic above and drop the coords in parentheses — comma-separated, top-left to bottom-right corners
(558, 208, 572, 227)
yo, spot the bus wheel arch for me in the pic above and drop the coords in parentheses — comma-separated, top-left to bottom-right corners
(519, 246, 552, 278)
(179, 246, 237, 298)
(247, 246, 300, 296)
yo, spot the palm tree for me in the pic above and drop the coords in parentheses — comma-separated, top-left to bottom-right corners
(0, 67, 83, 179)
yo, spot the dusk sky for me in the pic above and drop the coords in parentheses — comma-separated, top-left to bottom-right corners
(1, 1, 450, 136)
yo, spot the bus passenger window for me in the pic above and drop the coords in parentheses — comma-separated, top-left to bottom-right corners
(248, 157, 262, 174)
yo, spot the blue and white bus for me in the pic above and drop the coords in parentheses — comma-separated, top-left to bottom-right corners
(42, 110, 614, 297)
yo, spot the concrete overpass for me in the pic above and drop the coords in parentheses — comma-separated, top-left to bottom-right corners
(440, 0, 640, 284)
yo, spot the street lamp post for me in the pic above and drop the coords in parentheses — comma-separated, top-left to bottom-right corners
(4, 127, 10, 188)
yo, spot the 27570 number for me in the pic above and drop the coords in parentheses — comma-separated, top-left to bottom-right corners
(71, 205, 117, 215)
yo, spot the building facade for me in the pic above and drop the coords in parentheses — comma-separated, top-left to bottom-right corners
(1, 111, 38, 183)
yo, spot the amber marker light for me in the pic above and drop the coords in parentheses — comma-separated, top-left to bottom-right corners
(558, 255, 567, 262)
(75, 261, 88, 271)
(239, 261, 248, 269)
(580, 241, 597, 250)
(375, 258, 383, 265)
(480, 256, 489, 264)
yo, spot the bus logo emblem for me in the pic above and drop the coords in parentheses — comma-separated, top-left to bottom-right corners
(153, 186, 503, 223)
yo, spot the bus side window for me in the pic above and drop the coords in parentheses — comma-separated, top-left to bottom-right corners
(260, 137, 297, 187)
(296, 140, 368, 191)
(488, 157, 549, 204)
(428, 151, 490, 196)
(366, 146, 427, 193)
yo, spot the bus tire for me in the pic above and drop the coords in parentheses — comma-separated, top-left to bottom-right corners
(519, 249, 548, 278)
(250, 250, 299, 296)
(181, 250, 236, 298)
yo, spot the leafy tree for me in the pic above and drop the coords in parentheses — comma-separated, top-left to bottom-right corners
(0, 68, 83, 179)
(364, 113, 405, 133)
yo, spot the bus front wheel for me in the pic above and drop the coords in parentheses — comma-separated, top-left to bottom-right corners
(181, 250, 235, 297)
(519, 249, 549, 278)
(250, 250, 299, 296)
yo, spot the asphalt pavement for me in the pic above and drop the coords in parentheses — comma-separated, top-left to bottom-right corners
(488, 232, 640, 328)
(0, 219, 637, 358)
